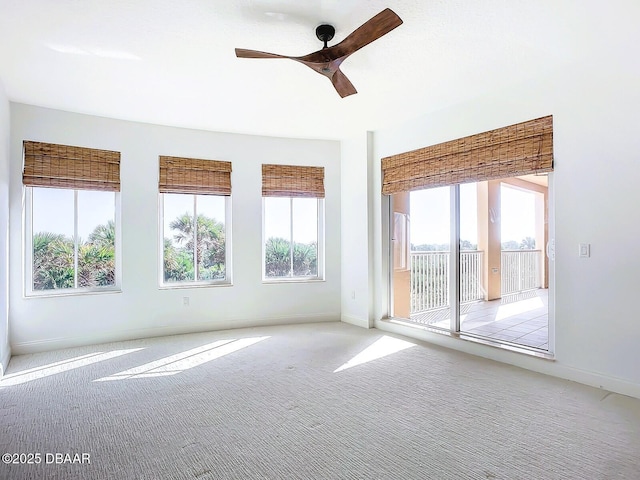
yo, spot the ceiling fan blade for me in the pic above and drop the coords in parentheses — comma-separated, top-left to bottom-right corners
(235, 48, 289, 59)
(234, 8, 402, 97)
(331, 8, 402, 58)
(331, 69, 357, 98)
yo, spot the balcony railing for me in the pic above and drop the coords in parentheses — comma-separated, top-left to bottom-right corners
(410, 251, 484, 313)
(410, 249, 542, 314)
(501, 250, 542, 295)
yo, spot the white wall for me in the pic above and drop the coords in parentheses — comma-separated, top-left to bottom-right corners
(342, 31, 640, 398)
(9, 104, 341, 353)
(340, 132, 374, 328)
(0, 81, 9, 375)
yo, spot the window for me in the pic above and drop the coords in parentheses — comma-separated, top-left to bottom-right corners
(158, 156, 232, 286)
(263, 196, 322, 279)
(262, 164, 324, 281)
(26, 188, 119, 292)
(161, 194, 229, 284)
(22, 141, 121, 295)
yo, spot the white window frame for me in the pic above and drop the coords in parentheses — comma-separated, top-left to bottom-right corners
(23, 186, 122, 297)
(262, 196, 324, 283)
(158, 193, 232, 288)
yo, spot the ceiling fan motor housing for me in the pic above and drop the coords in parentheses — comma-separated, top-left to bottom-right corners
(316, 24, 335, 48)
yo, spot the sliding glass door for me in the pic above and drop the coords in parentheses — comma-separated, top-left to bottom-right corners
(390, 175, 552, 352)
(392, 187, 452, 329)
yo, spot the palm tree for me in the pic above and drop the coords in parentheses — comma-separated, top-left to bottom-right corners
(163, 238, 193, 282)
(88, 220, 115, 248)
(265, 237, 291, 277)
(32, 232, 74, 290)
(520, 236, 536, 250)
(502, 240, 520, 250)
(78, 221, 116, 287)
(33, 222, 118, 290)
(169, 213, 225, 280)
(264, 238, 317, 277)
(293, 242, 317, 276)
(196, 215, 225, 273)
(78, 242, 115, 287)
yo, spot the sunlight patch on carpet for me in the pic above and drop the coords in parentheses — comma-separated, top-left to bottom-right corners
(334, 335, 416, 373)
(94, 337, 270, 381)
(0, 349, 144, 387)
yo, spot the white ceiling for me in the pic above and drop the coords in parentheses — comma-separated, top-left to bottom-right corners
(0, 1, 635, 140)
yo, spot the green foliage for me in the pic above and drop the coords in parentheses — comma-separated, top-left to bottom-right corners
(502, 237, 536, 250)
(33, 232, 74, 290)
(264, 237, 317, 277)
(78, 242, 115, 287)
(501, 240, 520, 250)
(164, 213, 225, 282)
(88, 220, 116, 248)
(411, 240, 477, 252)
(33, 221, 116, 290)
(163, 238, 193, 282)
(519, 236, 536, 250)
(264, 237, 291, 277)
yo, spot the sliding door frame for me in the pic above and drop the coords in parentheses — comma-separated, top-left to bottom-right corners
(388, 177, 555, 355)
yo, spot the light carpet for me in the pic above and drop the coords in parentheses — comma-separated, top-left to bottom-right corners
(1, 322, 639, 479)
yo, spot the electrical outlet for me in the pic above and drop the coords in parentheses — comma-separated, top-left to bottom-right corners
(579, 243, 590, 258)
(183, 296, 190, 306)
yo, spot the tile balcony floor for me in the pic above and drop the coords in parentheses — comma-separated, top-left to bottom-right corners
(410, 289, 549, 350)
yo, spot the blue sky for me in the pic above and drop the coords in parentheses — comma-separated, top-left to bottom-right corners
(410, 183, 537, 246)
(33, 188, 114, 241)
(264, 197, 317, 244)
(33, 184, 533, 249)
(32, 189, 319, 246)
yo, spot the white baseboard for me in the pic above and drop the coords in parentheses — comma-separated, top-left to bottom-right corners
(548, 364, 640, 400)
(341, 314, 370, 329)
(12, 313, 340, 355)
(375, 319, 640, 400)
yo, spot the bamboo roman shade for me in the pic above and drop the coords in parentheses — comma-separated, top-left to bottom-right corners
(23, 141, 121, 192)
(262, 164, 325, 198)
(381, 115, 554, 194)
(159, 156, 232, 196)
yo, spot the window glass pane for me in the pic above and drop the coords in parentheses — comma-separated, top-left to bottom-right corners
(459, 180, 549, 350)
(264, 197, 291, 278)
(501, 185, 537, 250)
(163, 194, 195, 282)
(32, 187, 74, 290)
(196, 195, 226, 281)
(460, 183, 478, 251)
(77, 190, 116, 287)
(458, 183, 482, 318)
(401, 187, 451, 324)
(292, 198, 318, 277)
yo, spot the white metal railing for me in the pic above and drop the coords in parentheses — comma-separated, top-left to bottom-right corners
(501, 250, 542, 295)
(410, 251, 484, 314)
(410, 250, 541, 315)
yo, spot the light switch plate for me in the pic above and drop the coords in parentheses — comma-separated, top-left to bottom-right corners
(579, 243, 590, 258)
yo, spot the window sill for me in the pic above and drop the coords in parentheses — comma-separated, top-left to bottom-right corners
(24, 288, 122, 299)
(262, 277, 325, 285)
(159, 281, 233, 290)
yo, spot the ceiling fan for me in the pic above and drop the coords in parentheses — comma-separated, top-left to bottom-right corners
(235, 8, 403, 98)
